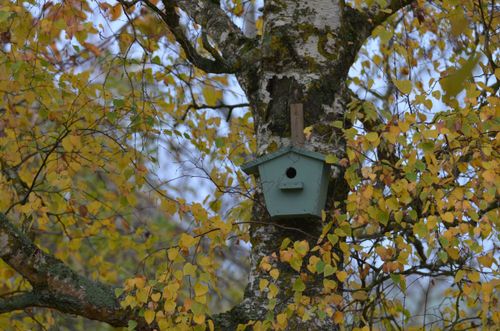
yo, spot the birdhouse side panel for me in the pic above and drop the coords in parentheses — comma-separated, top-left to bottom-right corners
(313, 164, 330, 215)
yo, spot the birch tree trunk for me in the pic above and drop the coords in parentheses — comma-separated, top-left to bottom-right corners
(0, 0, 416, 329)
(214, 1, 373, 329)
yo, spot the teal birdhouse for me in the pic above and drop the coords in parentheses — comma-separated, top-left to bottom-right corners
(241, 146, 329, 218)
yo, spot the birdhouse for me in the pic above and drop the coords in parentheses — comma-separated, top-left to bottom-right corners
(241, 146, 329, 218)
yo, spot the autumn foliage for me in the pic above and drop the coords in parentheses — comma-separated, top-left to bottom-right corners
(0, 0, 498, 330)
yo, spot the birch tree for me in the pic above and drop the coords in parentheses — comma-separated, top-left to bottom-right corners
(0, 0, 498, 330)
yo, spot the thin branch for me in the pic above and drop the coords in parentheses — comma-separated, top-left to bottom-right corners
(181, 102, 249, 121)
(367, 0, 416, 27)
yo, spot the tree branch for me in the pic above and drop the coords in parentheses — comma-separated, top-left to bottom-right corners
(126, 0, 256, 73)
(164, 0, 255, 67)
(361, 0, 416, 28)
(0, 292, 42, 314)
(128, 0, 231, 73)
(0, 213, 149, 329)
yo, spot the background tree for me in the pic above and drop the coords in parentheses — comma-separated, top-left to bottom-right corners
(0, 0, 498, 330)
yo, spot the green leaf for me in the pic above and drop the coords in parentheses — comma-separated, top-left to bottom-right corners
(215, 137, 224, 148)
(113, 99, 125, 108)
(327, 234, 339, 245)
(293, 278, 306, 292)
(331, 121, 343, 128)
(421, 141, 434, 153)
(316, 260, 325, 273)
(114, 288, 124, 298)
(415, 160, 426, 171)
(405, 172, 417, 181)
(280, 238, 292, 249)
(377, 209, 389, 226)
(438, 251, 448, 263)
(325, 154, 338, 164)
(290, 257, 302, 272)
(128, 320, 138, 330)
(0, 11, 12, 23)
(440, 55, 478, 98)
(324, 264, 335, 277)
(413, 222, 428, 238)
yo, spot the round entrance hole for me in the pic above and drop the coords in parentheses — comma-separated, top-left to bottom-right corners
(286, 167, 297, 178)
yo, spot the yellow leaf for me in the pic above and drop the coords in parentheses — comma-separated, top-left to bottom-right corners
(144, 309, 155, 324)
(136, 288, 149, 303)
(276, 313, 287, 327)
(323, 279, 337, 290)
(478, 255, 493, 268)
(365, 132, 379, 142)
(83, 42, 101, 56)
(440, 55, 478, 98)
(394, 79, 412, 94)
(194, 282, 208, 297)
(339, 242, 349, 254)
(447, 247, 459, 260)
(179, 233, 197, 250)
(442, 212, 454, 223)
(202, 86, 222, 105)
(454, 270, 465, 283)
(333, 311, 344, 324)
(469, 271, 480, 283)
(294, 240, 310, 257)
(259, 257, 272, 271)
(336, 271, 348, 282)
(151, 292, 161, 302)
(191, 203, 208, 222)
(193, 314, 206, 325)
(259, 279, 269, 291)
(270, 268, 280, 280)
(427, 216, 438, 230)
(164, 300, 176, 314)
(304, 126, 313, 139)
(482, 169, 496, 183)
(256, 18, 263, 35)
(167, 248, 179, 261)
(352, 290, 368, 301)
(325, 154, 338, 164)
(398, 120, 410, 133)
(183, 263, 197, 277)
(110, 4, 122, 20)
(268, 284, 279, 299)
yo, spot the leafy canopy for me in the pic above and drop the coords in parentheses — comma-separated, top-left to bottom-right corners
(0, 0, 498, 330)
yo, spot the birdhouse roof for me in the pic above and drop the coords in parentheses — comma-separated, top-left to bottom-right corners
(241, 146, 325, 175)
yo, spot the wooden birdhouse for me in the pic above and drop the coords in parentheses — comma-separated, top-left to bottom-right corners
(242, 104, 329, 218)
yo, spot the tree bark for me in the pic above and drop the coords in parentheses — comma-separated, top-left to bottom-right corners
(213, 0, 415, 328)
(0, 0, 417, 329)
(214, 1, 374, 329)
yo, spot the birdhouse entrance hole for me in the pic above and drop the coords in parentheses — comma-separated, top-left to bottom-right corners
(286, 167, 297, 178)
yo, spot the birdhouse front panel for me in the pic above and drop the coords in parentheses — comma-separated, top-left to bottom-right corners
(243, 147, 329, 218)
